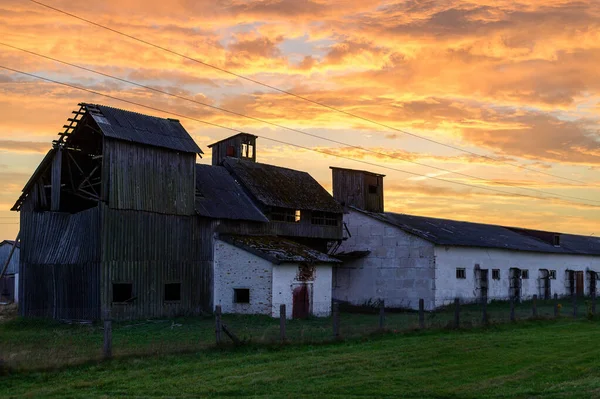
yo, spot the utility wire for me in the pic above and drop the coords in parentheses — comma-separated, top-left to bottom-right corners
(27, 0, 585, 184)
(1, 42, 595, 204)
(1, 64, 599, 207)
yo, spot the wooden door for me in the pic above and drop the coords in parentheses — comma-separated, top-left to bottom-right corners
(292, 284, 309, 319)
(576, 271, 584, 296)
(509, 268, 521, 301)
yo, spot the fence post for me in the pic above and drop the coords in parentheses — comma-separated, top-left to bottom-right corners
(418, 299, 425, 329)
(215, 305, 222, 345)
(332, 302, 340, 339)
(572, 294, 577, 318)
(482, 297, 488, 325)
(532, 294, 538, 318)
(379, 299, 385, 330)
(554, 293, 559, 317)
(454, 298, 460, 329)
(103, 309, 112, 359)
(280, 304, 286, 342)
(510, 297, 515, 322)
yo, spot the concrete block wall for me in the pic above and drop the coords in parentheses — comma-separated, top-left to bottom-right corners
(213, 240, 273, 315)
(334, 210, 437, 310)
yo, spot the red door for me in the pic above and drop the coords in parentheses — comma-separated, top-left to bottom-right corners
(292, 284, 309, 319)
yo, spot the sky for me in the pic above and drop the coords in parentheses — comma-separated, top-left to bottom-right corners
(1, 0, 599, 239)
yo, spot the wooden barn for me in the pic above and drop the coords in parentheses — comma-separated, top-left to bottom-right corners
(12, 103, 210, 320)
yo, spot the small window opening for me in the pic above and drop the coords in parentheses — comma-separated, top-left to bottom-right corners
(368, 184, 378, 194)
(553, 234, 560, 247)
(456, 268, 466, 279)
(311, 211, 338, 226)
(241, 143, 254, 158)
(492, 269, 500, 280)
(521, 269, 529, 279)
(549, 270, 556, 279)
(164, 283, 181, 301)
(113, 283, 133, 303)
(234, 288, 250, 304)
(295, 210, 301, 222)
(226, 145, 235, 157)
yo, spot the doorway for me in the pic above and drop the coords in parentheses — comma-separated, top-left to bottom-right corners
(292, 284, 310, 319)
(475, 268, 489, 303)
(509, 268, 521, 302)
(538, 269, 551, 300)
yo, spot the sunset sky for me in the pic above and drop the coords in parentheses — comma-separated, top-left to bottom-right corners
(1, 0, 599, 239)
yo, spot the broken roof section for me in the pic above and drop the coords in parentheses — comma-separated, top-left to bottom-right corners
(223, 158, 343, 213)
(85, 103, 203, 154)
(353, 207, 600, 256)
(219, 235, 341, 264)
(195, 164, 268, 222)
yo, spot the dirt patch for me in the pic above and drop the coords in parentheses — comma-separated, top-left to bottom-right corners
(0, 303, 18, 322)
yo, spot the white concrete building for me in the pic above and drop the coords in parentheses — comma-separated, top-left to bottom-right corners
(214, 235, 339, 318)
(330, 167, 600, 309)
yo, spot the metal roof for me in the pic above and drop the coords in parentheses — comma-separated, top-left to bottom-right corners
(0, 240, 20, 249)
(219, 235, 341, 264)
(352, 207, 600, 255)
(85, 104, 203, 154)
(195, 164, 268, 222)
(223, 158, 343, 213)
(207, 133, 257, 148)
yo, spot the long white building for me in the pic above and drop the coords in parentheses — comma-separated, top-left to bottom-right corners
(330, 167, 600, 310)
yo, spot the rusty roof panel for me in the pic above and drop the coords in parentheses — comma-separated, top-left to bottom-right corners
(223, 158, 343, 213)
(219, 235, 341, 264)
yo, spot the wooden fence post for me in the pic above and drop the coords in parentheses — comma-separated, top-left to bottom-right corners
(418, 299, 425, 329)
(454, 298, 460, 329)
(379, 299, 385, 330)
(572, 294, 577, 318)
(532, 294, 538, 318)
(280, 304, 286, 342)
(332, 302, 340, 339)
(554, 293, 559, 317)
(103, 309, 112, 359)
(482, 297, 488, 325)
(510, 297, 515, 322)
(215, 305, 222, 345)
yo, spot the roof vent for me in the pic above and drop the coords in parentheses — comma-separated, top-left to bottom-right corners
(553, 234, 560, 247)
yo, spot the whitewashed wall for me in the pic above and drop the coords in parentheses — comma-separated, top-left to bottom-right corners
(434, 246, 600, 306)
(272, 264, 332, 318)
(334, 210, 436, 310)
(214, 239, 333, 318)
(213, 240, 273, 315)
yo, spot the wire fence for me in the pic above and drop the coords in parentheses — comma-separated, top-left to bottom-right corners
(1, 293, 597, 371)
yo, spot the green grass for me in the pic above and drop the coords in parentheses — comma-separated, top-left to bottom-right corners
(2, 318, 600, 398)
(0, 297, 584, 371)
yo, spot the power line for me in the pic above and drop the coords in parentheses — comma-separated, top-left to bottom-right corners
(1, 64, 599, 207)
(27, 0, 585, 185)
(2, 43, 596, 204)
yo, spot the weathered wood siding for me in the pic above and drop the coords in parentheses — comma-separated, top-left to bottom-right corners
(214, 213, 343, 241)
(210, 134, 256, 166)
(100, 204, 214, 320)
(102, 139, 196, 215)
(19, 206, 101, 319)
(331, 168, 384, 213)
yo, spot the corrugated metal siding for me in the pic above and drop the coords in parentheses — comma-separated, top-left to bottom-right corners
(19, 207, 101, 319)
(100, 205, 214, 320)
(103, 139, 196, 215)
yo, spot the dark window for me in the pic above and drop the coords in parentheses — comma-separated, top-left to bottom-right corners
(492, 269, 500, 280)
(226, 145, 235, 156)
(553, 235, 560, 246)
(271, 208, 299, 223)
(164, 283, 181, 301)
(521, 269, 529, 279)
(311, 211, 339, 226)
(549, 270, 556, 279)
(456, 268, 466, 279)
(113, 283, 132, 303)
(234, 288, 250, 304)
(368, 184, 378, 194)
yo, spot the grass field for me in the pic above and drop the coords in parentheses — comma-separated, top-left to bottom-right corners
(2, 318, 600, 398)
(0, 297, 577, 371)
